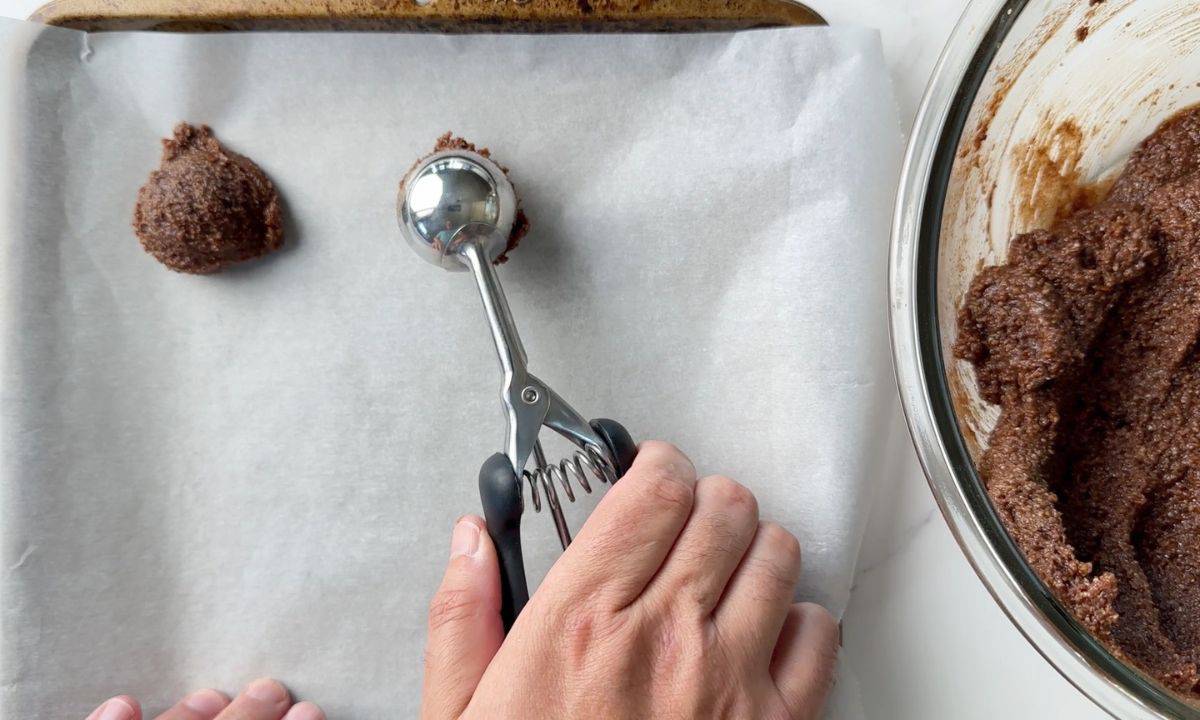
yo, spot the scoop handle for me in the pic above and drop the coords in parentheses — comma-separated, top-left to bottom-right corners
(479, 420, 635, 634)
(479, 452, 529, 633)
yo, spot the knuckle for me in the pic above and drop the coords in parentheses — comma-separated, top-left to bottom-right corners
(651, 615, 684, 667)
(641, 468, 695, 512)
(761, 522, 802, 570)
(801, 602, 841, 651)
(639, 439, 684, 460)
(637, 441, 697, 478)
(666, 558, 723, 611)
(561, 607, 628, 665)
(688, 586, 721, 613)
(751, 557, 797, 599)
(779, 605, 840, 720)
(698, 509, 738, 539)
(426, 587, 480, 632)
(702, 475, 758, 515)
(782, 604, 840, 717)
(735, 526, 803, 602)
(691, 511, 742, 560)
(639, 604, 704, 672)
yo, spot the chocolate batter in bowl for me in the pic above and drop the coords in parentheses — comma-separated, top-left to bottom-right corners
(892, 0, 1200, 717)
(956, 105, 1200, 693)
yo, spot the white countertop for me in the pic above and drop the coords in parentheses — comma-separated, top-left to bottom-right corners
(3, 1, 1105, 717)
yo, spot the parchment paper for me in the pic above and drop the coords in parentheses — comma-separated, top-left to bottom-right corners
(0, 19, 901, 718)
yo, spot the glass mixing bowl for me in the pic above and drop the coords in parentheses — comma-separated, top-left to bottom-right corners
(890, 0, 1200, 717)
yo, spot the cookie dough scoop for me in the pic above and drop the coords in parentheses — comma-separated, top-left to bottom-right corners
(398, 147, 636, 631)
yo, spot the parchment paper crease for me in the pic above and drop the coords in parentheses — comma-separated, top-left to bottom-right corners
(0, 19, 901, 718)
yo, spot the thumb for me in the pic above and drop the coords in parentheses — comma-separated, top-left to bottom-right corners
(420, 515, 504, 720)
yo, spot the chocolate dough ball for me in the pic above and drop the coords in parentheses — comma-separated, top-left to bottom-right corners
(133, 123, 283, 274)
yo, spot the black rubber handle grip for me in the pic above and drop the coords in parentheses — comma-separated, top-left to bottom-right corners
(478, 452, 529, 633)
(479, 421, 634, 634)
(590, 418, 637, 479)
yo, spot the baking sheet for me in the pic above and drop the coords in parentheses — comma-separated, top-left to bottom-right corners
(0, 20, 902, 717)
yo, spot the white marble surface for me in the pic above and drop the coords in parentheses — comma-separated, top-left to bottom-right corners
(2, 1, 1105, 717)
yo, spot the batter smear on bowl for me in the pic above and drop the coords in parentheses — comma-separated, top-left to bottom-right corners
(956, 105, 1200, 694)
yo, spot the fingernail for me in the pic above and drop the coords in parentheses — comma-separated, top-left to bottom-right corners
(450, 518, 480, 558)
(283, 701, 326, 720)
(245, 678, 289, 703)
(183, 688, 228, 714)
(95, 698, 136, 720)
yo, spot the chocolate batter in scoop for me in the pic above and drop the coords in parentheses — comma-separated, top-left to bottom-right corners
(133, 123, 283, 274)
(956, 105, 1200, 694)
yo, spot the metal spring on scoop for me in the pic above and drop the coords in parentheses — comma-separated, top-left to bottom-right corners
(522, 443, 618, 549)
